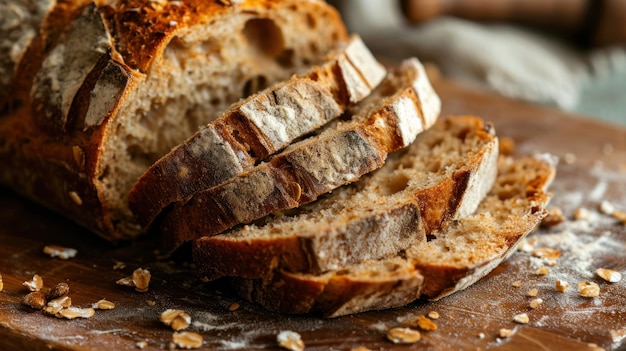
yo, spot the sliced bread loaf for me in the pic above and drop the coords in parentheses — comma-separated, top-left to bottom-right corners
(128, 35, 386, 229)
(160, 57, 441, 252)
(228, 154, 556, 317)
(0, 0, 349, 241)
(193, 115, 498, 280)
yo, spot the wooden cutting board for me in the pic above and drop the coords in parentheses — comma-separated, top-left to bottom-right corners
(1, 78, 625, 351)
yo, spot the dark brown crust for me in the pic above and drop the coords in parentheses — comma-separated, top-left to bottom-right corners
(0, 0, 348, 242)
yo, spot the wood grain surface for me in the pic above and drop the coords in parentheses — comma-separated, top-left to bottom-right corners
(1, 78, 625, 351)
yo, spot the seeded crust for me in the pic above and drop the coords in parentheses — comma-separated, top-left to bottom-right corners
(193, 115, 498, 280)
(0, 0, 349, 241)
(128, 35, 386, 230)
(160, 58, 441, 252)
(228, 154, 556, 317)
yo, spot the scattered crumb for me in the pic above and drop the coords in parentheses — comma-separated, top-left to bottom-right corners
(414, 315, 437, 331)
(578, 281, 600, 298)
(535, 267, 550, 275)
(228, 303, 240, 312)
(172, 331, 203, 349)
(499, 328, 513, 338)
(43, 245, 77, 260)
(350, 347, 371, 351)
(612, 211, 626, 225)
(427, 311, 440, 320)
(513, 313, 529, 324)
(573, 208, 591, 221)
(147, 300, 157, 307)
(478, 332, 485, 339)
(277, 330, 305, 351)
(23, 274, 44, 292)
(526, 288, 539, 297)
(0, 273, 3, 292)
(386, 327, 421, 344)
(595, 268, 622, 283)
(529, 298, 543, 309)
(610, 329, 626, 343)
(511, 280, 522, 288)
(556, 279, 570, 292)
(113, 261, 126, 270)
(541, 207, 566, 227)
(532, 248, 561, 261)
(518, 236, 538, 252)
(43, 296, 72, 315)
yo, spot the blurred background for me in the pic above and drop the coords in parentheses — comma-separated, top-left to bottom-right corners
(329, 0, 626, 126)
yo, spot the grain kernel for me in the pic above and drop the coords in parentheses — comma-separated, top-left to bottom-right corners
(578, 281, 600, 297)
(427, 311, 440, 320)
(513, 313, 529, 324)
(596, 268, 622, 283)
(386, 327, 421, 344)
(277, 330, 305, 351)
(526, 288, 539, 297)
(172, 331, 203, 349)
(556, 279, 570, 292)
(529, 298, 543, 309)
(499, 328, 513, 338)
(228, 303, 240, 311)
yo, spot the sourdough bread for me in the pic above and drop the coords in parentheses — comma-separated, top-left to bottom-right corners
(229, 154, 556, 317)
(0, 0, 349, 241)
(160, 57, 441, 252)
(193, 115, 498, 280)
(128, 35, 386, 230)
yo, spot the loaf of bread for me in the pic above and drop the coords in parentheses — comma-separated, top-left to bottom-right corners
(128, 35, 386, 230)
(228, 154, 556, 317)
(159, 57, 441, 252)
(0, 0, 350, 241)
(193, 115, 498, 281)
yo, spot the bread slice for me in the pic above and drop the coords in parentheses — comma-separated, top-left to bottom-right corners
(160, 57, 441, 252)
(193, 115, 498, 280)
(228, 154, 556, 317)
(128, 35, 386, 229)
(0, 0, 350, 241)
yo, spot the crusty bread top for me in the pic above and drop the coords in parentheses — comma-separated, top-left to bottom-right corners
(192, 115, 498, 280)
(0, 0, 349, 241)
(226, 154, 556, 317)
(160, 57, 441, 252)
(127, 35, 386, 229)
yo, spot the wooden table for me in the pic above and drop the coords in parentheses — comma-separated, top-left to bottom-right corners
(1, 78, 625, 350)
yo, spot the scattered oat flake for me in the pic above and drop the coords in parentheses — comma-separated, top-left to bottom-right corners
(529, 298, 543, 309)
(511, 280, 522, 288)
(513, 313, 529, 324)
(93, 299, 115, 310)
(556, 279, 570, 292)
(113, 261, 126, 270)
(526, 288, 539, 297)
(518, 236, 538, 252)
(57, 306, 95, 319)
(172, 331, 203, 349)
(43, 245, 77, 260)
(386, 327, 421, 344)
(596, 268, 622, 283)
(160, 309, 191, 331)
(136, 341, 148, 349)
(350, 347, 371, 351)
(598, 200, 615, 215)
(277, 330, 305, 351)
(23, 274, 44, 292)
(44, 296, 72, 315)
(499, 328, 513, 338)
(612, 211, 626, 224)
(228, 303, 240, 311)
(147, 300, 156, 307)
(23, 291, 47, 309)
(116, 276, 135, 286)
(0, 273, 3, 292)
(427, 311, 440, 320)
(48, 282, 70, 299)
(535, 266, 550, 275)
(532, 248, 561, 260)
(578, 281, 600, 297)
(574, 207, 591, 220)
(132, 268, 151, 293)
(414, 315, 438, 331)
